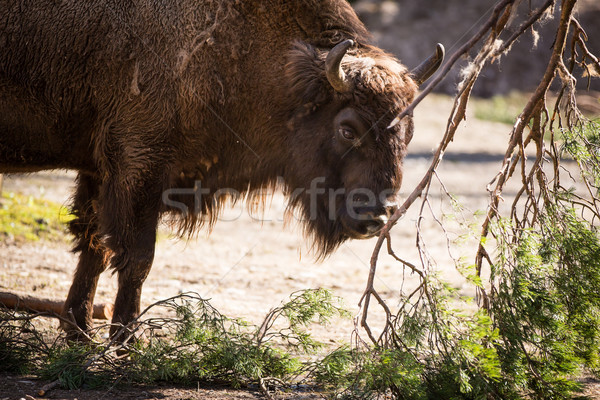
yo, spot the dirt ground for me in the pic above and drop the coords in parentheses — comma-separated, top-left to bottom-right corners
(1, 94, 599, 399)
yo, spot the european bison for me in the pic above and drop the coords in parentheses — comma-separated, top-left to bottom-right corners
(0, 0, 442, 338)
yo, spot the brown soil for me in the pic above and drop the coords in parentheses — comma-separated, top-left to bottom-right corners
(1, 94, 598, 399)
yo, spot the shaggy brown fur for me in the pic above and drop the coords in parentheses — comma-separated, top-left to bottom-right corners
(0, 0, 419, 337)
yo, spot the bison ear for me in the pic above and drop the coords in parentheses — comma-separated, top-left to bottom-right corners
(284, 41, 331, 106)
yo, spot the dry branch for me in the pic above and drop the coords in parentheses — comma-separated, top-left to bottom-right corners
(360, 0, 525, 344)
(360, 0, 597, 348)
(0, 291, 113, 320)
(475, 0, 578, 277)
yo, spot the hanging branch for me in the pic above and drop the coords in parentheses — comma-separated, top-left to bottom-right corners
(359, 0, 595, 347)
(359, 0, 525, 344)
(475, 0, 578, 283)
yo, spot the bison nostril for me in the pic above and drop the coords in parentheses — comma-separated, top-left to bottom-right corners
(351, 193, 371, 205)
(353, 205, 393, 221)
(353, 206, 378, 220)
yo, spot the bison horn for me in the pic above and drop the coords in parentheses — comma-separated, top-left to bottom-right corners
(411, 43, 445, 85)
(325, 39, 354, 93)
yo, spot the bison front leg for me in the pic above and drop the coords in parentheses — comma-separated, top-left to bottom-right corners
(98, 163, 168, 341)
(109, 224, 157, 341)
(62, 173, 107, 339)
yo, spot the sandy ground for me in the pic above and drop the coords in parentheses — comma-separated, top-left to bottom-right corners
(1, 94, 597, 399)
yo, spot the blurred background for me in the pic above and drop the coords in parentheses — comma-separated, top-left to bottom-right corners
(352, 0, 600, 100)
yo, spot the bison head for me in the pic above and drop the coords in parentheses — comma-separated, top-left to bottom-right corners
(283, 39, 443, 256)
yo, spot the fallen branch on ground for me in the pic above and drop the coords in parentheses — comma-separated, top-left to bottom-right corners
(0, 291, 113, 320)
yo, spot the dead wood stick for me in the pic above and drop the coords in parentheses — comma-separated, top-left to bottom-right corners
(0, 291, 113, 320)
(38, 379, 60, 397)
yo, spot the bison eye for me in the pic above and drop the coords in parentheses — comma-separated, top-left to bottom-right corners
(339, 127, 356, 142)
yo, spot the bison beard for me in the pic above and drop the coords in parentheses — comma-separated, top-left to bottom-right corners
(0, 0, 442, 340)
